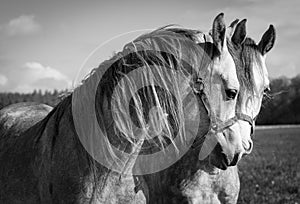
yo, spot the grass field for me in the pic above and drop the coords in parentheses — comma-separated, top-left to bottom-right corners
(238, 125, 300, 204)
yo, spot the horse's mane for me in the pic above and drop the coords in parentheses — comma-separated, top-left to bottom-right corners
(48, 26, 217, 175)
(58, 26, 208, 99)
(78, 26, 212, 86)
(150, 26, 203, 42)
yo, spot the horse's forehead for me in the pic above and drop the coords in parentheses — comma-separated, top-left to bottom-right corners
(260, 55, 270, 87)
(212, 45, 239, 89)
(222, 57, 240, 89)
(252, 54, 269, 91)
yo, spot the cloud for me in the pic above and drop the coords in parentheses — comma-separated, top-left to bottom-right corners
(12, 62, 71, 92)
(24, 62, 70, 82)
(0, 74, 8, 86)
(5, 15, 41, 36)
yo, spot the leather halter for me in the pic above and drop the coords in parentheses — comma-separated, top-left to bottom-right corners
(193, 78, 255, 135)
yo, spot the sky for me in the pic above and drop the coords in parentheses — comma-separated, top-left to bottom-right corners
(0, 0, 299, 92)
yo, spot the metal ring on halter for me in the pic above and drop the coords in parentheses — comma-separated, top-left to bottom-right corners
(192, 78, 205, 95)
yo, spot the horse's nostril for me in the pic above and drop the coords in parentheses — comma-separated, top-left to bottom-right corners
(244, 141, 253, 154)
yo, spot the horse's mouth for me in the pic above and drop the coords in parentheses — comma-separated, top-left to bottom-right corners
(209, 144, 230, 170)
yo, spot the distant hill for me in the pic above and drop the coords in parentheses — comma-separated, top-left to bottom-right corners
(0, 75, 300, 125)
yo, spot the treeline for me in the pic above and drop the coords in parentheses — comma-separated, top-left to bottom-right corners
(0, 90, 66, 110)
(256, 75, 300, 125)
(0, 75, 300, 125)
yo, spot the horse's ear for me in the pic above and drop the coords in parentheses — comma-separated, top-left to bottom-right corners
(212, 13, 226, 50)
(231, 19, 247, 45)
(228, 19, 239, 37)
(258, 25, 276, 55)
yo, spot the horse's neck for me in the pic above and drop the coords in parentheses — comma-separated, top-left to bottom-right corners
(39, 96, 143, 202)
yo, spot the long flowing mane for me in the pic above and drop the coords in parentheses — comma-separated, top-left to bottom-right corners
(79, 26, 216, 86)
(49, 26, 219, 175)
(5, 25, 222, 200)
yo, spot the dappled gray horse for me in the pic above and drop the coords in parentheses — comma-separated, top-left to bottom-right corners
(0, 13, 242, 203)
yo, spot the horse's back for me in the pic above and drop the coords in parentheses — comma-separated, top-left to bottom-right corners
(0, 102, 53, 137)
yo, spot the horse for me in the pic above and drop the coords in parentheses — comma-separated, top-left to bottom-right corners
(137, 19, 276, 203)
(0, 13, 242, 203)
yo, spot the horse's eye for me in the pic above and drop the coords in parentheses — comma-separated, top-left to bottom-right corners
(263, 87, 271, 94)
(263, 87, 271, 100)
(225, 89, 238, 100)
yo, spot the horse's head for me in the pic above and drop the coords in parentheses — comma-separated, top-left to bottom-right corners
(196, 14, 245, 167)
(207, 19, 276, 169)
(198, 13, 240, 115)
